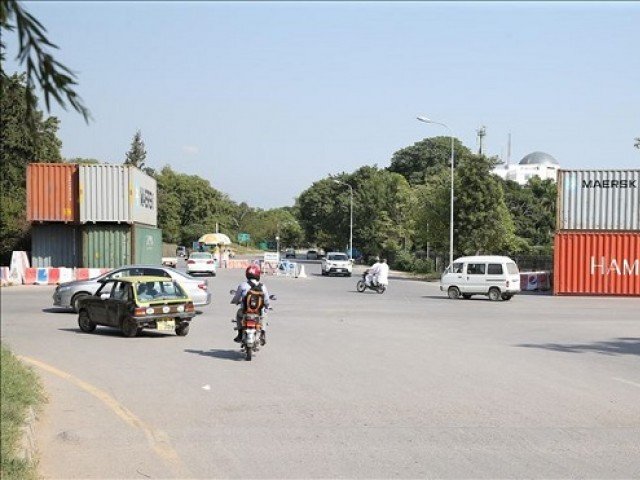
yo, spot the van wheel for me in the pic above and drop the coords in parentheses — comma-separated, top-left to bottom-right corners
(78, 310, 96, 333)
(448, 287, 461, 300)
(462, 294, 472, 300)
(488, 287, 501, 301)
(501, 293, 512, 301)
(122, 318, 139, 337)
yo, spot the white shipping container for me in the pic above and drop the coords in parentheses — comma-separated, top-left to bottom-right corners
(79, 165, 157, 226)
(557, 169, 640, 231)
(130, 167, 157, 226)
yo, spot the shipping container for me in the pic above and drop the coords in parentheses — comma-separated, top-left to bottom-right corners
(130, 168, 157, 226)
(133, 224, 162, 264)
(79, 165, 157, 226)
(557, 169, 640, 231)
(82, 224, 131, 268)
(27, 164, 79, 222)
(554, 231, 640, 296)
(30, 224, 81, 267)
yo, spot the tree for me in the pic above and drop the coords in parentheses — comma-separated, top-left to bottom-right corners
(388, 136, 471, 186)
(0, 0, 90, 122)
(124, 130, 147, 169)
(0, 73, 62, 263)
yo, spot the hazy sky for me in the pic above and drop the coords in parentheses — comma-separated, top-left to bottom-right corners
(6, 1, 639, 208)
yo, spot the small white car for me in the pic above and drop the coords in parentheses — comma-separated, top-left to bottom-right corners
(187, 252, 217, 276)
(321, 252, 352, 277)
(440, 255, 520, 301)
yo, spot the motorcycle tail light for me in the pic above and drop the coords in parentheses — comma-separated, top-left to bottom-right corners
(244, 320, 257, 328)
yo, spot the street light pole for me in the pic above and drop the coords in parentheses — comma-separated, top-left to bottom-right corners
(417, 116, 455, 268)
(333, 180, 353, 261)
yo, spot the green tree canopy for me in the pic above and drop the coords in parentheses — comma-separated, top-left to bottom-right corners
(124, 130, 147, 169)
(0, 73, 62, 262)
(388, 136, 471, 186)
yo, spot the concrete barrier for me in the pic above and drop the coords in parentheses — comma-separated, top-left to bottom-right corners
(24, 268, 37, 285)
(0, 267, 9, 286)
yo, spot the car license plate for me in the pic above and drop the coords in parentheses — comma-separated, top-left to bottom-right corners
(156, 319, 175, 331)
(337, 268, 343, 272)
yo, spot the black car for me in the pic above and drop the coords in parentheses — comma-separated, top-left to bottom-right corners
(77, 276, 197, 337)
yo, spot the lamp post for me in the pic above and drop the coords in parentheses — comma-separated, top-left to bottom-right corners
(333, 180, 353, 261)
(416, 116, 455, 268)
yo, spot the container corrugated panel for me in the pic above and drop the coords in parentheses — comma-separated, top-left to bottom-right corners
(82, 224, 131, 268)
(79, 165, 130, 223)
(133, 224, 162, 264)
(557, 169, 640, 231)
(26, 164, 79, 222)
(31, 224, 81, 267)
(554, 231, 640, 296)
(130, 168, 158, 226)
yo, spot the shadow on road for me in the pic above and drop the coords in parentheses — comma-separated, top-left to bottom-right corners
(43, 307, 73, 314)
(517, 337, 640, 357)
(184, 348, 245, 361)
(57, 327, 173, 338)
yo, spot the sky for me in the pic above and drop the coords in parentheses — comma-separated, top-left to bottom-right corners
(5, 1, 639, 209)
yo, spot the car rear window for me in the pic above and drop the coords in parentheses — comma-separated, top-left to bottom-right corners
(190, 253, 212, 259)
(136, 280, 187, 301)
(328, 254, 348, 261)
(507, 262, 519, 274)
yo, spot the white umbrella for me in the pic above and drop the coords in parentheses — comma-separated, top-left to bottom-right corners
(198, 233, 232, 245)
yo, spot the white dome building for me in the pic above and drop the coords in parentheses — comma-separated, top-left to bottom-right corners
(493, 151, 559, 185)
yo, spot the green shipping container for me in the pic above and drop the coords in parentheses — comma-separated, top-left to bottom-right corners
(133, 224, 162, 265)
(82, 224, 131, 268)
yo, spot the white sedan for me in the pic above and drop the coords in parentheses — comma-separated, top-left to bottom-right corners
(187, 252, 217, 276)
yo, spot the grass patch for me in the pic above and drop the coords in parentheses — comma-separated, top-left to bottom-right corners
(1, 344, 45, 480)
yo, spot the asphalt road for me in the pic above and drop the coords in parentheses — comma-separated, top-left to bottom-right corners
(1, 263, 639, 479)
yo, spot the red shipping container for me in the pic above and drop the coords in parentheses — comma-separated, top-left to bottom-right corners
(554, 232, 640, 296)
(27, 163, 79, 222)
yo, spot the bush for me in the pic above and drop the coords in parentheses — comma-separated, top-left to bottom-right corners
(1, 344, 44, 480)
(391, 250, 434, 274)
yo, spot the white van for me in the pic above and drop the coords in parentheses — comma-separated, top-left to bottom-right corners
(440, 255, 521, 301)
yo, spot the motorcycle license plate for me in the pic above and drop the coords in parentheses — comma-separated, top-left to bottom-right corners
(156, 319, 175, 331)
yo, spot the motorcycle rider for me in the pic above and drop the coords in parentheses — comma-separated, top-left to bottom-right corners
(231, 264, 270, 343)
(374, 258, 390, 287)
(365, 256, 381, 286)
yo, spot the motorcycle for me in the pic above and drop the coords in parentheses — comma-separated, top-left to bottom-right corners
(356, 272, 387, 294)
(230, 290, 276, 361)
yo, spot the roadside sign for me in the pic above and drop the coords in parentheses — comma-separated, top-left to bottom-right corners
(238, 233, 250, 243)
(263, 252, 279, 263)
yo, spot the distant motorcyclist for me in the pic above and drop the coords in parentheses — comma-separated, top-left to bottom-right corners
(375, 258, 390, 287)
(231, 264, 270, 343)
(365, 256, 381, 286)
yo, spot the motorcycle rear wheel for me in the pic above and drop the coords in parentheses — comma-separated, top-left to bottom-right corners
(356, 280, 366, 293)
(377, 285, 386, 294)
(245, 346, 252, 361)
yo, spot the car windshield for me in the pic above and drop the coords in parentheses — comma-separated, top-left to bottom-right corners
(328, 254, 348, 261)
(189, 253, 212, 259)
(136, 280, 187, 301)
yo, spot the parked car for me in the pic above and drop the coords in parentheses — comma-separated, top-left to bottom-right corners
(306, 249, 318, 260)
(77, 276, 197, 337)
(440, 255, 521, 301)
(284, 249, 296, 259)
(53, 265, 211, 312)
(321, 252, 353, 276)
(187, 252, 217, 276)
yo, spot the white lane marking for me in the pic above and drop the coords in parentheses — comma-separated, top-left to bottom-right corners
(613, 377, 640, 389)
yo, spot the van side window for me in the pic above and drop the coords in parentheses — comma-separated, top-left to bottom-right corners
(487, 264, 503, 275)
(452, 263, 464, 274)
(467, 263, 486, 275)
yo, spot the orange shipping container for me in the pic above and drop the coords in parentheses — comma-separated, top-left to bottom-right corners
(554, 232, 640, 296)
(27, 163, 79, 222)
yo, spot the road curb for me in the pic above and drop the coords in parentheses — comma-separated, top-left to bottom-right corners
(17, 406, 39, 463)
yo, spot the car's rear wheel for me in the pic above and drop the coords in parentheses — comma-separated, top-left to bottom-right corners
(78, 310, 96, 333)
(175, 323, 190, 336)
(72, 292, 90, 313)
(448, 286, 461, 300)
(488, 287, 501, 301)
(121, 318, 139, 337)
